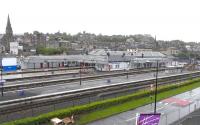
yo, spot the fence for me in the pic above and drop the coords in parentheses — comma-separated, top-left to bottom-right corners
(159, 93, 200, 125)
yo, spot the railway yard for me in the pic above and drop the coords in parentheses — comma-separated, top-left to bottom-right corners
(0, 66, 199, 124)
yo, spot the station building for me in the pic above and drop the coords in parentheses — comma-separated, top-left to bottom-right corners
(21, 49, 170, 71)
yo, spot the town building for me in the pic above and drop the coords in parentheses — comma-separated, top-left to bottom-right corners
(10, 42, 23, 55)
(160, 47, 179, 56)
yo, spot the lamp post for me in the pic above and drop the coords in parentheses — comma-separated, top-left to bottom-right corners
(127, 69, 129, 79)
(80, 62, 82, 86)
(154, 60, 159, 113)
(0, 68, 4, 96)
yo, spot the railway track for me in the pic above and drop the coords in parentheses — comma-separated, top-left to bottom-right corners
(3, 67, 181, 92)
(4, 67, 180, 82)
(0, 71, 199, 115)
(1, 66, 94, 75)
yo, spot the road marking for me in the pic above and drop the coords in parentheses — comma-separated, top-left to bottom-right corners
(192, 93, 198, 97)
(157, 107, 165, 110)
(126, 116, 136, 122)
(126, 99, 180, 122)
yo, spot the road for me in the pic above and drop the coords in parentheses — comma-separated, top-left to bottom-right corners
(0, 69, 190, 102)
(88, 82, 200, 125)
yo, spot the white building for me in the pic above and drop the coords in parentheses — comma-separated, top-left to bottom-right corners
(10, 42, 23, 55)
(10, 42, 19, 55)
(160, 47, 179, 56)
(90, 49, 168, 71)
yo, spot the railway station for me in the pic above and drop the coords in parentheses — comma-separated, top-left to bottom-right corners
(21, 49, 170, 71)
(0, 52, 200, 125)
(1, 48, 200, 125)
(1, 1, 200, 124)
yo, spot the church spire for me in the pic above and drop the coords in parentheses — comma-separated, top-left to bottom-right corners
(6, 14, 13, 35)
(2, 14, 14, 53)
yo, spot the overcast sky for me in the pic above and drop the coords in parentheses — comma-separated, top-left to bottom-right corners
(0, 0, 200, 42)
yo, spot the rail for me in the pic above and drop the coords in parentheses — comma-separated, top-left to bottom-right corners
(2, 66, 94, 75)
(3, 67, 182, 91)
(0, 71, 199, 115)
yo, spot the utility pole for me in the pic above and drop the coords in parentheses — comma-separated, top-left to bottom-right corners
(154, 60, 159, 113)
(127, 69, 129, 79)
(0, 57, 4, 96)
(80, 63, 82, 85)
(1, 68, 3, 96)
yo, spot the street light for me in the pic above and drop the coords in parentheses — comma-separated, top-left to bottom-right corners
(126, 69, 129, 79)
(0, 80, 5, 96)
(80, 62, 82, 85)
(0, 68, 5, 96)
(154, 60, 159, 113)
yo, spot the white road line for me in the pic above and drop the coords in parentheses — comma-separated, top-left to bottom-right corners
(191, 93, 198, 97)
(126, 116, 136, 122)
(157, 107, 165, 111)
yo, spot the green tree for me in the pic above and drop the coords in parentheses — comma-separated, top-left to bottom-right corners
(36, 47, 66, 55)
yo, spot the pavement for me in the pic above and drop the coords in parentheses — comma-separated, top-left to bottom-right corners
(172, 105, 200, 125)
(88, 85, 200, 125)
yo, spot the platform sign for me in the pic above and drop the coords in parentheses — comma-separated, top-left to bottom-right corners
(2, 58, 17, 72)
(136, 113, 161, 125)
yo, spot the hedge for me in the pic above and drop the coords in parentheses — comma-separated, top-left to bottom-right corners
(3, 78, 200, 125)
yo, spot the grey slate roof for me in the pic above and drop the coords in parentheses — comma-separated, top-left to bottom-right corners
(89, 49, 166, 58)
(24, 55, 108, 64)
(108, 55, 131, 62)
(23, 49, 167, 64)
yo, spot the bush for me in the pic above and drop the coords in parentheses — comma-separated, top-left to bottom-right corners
(36, 47, 66, 55)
